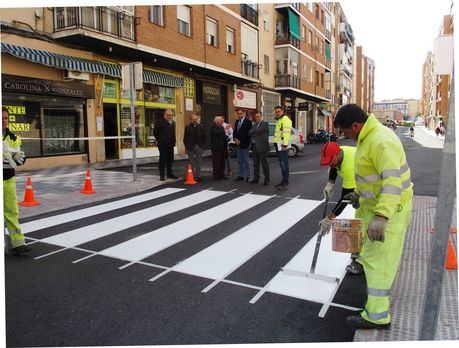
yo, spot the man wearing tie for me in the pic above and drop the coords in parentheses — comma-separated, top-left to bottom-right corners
(248, 111, 270, 185)
(233, 109, 252, 182)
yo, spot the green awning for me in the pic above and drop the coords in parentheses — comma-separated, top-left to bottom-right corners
(325, 42, 331, 59)
(288, 9, 300, 40)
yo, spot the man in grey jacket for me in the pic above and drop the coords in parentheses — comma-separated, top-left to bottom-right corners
(248, 111, 270, 185)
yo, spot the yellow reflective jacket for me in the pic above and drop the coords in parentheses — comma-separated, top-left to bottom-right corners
(337, 146, 356, 189)
(355, 114, 413, 219)
(273, 115, 292, 147)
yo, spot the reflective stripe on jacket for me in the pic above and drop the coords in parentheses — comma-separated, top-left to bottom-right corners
(273, 115, 292, 146)
(337, 146, 356, 189)
(355, 114, 413, 219)
(3, 129, 22, 180)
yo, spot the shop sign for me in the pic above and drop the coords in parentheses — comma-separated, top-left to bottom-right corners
(235, 89, 257, 109)
(202, 83, 221, 105)
(2, 74, 95, 99)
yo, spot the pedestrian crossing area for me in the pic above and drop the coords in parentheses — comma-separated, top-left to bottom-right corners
(23, 187, 361, 317)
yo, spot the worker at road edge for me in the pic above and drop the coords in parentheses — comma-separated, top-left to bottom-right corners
(333, 104, 413, 330)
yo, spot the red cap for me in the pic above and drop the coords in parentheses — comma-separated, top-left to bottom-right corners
(320, 142, 340, 166)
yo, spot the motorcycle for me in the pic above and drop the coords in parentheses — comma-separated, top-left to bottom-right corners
(307, 129, 330, 143)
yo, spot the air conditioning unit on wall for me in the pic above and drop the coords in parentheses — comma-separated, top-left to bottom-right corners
(64, 70, 90, 81)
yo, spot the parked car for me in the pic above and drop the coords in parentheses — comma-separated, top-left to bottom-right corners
(228, 123, 304, 158)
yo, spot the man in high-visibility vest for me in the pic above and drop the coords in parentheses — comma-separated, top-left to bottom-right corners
(318, 141, 363, 275)
(334, 104, 413, 330)
(273, 105, 292, 190)
(2, 107, 31, 255)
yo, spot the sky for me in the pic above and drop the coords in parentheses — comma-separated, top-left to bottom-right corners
(341, 0, 453, 102)
(2, 0, 455, 102)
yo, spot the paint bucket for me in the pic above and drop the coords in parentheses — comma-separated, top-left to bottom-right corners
(331, 218, 363, 253)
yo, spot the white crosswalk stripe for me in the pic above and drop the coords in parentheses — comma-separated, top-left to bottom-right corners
(22, 188, 184, 234)
(39, 189, 225, 247)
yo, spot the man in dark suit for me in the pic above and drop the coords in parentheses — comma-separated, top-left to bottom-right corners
(233, 109, 252, 182)
(210, 116, 228, 180)
(153, 109, 178, 181)
(184, 114, 205, 181)
(248, 111, 270, 185)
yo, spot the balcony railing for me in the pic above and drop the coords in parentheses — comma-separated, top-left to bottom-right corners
(240, 4, 258, 26)
(275, 74, 300, 89)
(325, 58, 332, 70)
(325, 30, 331, 41)
(53, 7, 136, 41)
(241, 58, 259, 79)
(275, 32, 300, 49)
(325, 90, 332, 99)
(290, 3, 301, 11)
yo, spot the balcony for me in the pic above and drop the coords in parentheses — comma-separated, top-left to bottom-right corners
(53, 7, 136, 41)
(275, 32, 300, 49)
(241, 57, 259, 79)
(275, 74, 300, 89)
(240, 4, 258, 26)
(325, 58, 332, 70)
(326, 30, 331, 41)
(339, 22, 354, 45)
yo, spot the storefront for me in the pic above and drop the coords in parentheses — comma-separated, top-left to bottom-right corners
(2, 74, 94, 160)
(101, 69, 183, 160)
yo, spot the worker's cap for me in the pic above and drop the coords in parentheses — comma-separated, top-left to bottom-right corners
(320, 142, 340, 166)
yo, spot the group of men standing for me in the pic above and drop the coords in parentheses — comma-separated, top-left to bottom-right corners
(156, 106, 293, 190)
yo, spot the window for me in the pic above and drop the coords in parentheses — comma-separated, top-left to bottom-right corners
(308, 30, 312, 45)
(320, 40, 323, 55)
(302, 63, 306, 80)
(226, 27, 235, 53)
(316, 36, 319, 50)
(316, 4, 320, 19)
(264, 55, 270, 74)
(309, 67, 313, 83)
(206, 17, 218, 47)
(263, 15, 270, 31)
(301, 25, 306, 41)
(321, 73, 324, 88)
(307, 3, 313, 12)
(321, 10, 324, 24)
(316, 71, 319, 86)
(177, 5, 191, 36)
(149, 5, 163, 26)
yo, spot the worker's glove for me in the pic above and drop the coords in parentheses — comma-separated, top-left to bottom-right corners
(3, 141, 17, 168)
(367, 215, 388, 242)
(343, 191, 360, 209)
(323, 182, 334, 200)
(319, 216, 333, 236)
(13, 151, 25, 165)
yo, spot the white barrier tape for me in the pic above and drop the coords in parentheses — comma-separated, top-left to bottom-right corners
(20, 136, 134, 141)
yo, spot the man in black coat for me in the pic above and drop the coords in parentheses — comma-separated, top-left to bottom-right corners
(183, 114, 205, 181)
(233, 109, 252, 181)
(210, 116, 228, 180)
(248, 111, 270, 185)
(153, 109, 178, 181)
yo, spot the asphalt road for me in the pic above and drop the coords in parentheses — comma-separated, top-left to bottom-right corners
(5, 127, 442, 346)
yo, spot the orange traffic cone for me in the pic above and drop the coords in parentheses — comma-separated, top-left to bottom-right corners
(19, 177, 40, 206)
(446, 237, 458, 270)
(184, 163, 197, 185)
(80, 170, 96, 194)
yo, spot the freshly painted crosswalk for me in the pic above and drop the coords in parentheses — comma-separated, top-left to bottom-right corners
(22, 188, 184, 234)
(39, 189, 225, 247)
(27, 188, 357, 313)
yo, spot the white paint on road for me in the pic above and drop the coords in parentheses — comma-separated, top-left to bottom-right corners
(22, 188, 185, 234)
(254, 205, 355, 308)
(39, 190, 226, 247)
(99, 193, 272, 262)
(172, 197, 322, 281)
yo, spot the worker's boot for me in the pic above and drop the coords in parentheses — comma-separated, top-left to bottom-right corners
(345, 259, 364, 275)
(11, 244, 32, 256)
(347, 315, 391, 330)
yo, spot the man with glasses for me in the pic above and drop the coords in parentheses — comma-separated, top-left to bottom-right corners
(233, 109, 252, 182)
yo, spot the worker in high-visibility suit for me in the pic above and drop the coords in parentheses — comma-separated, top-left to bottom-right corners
(318, 141, 363, 275)
(3, 107, 31, 256)
(273, 105, 292, 190)
(333, 104, 413, 330)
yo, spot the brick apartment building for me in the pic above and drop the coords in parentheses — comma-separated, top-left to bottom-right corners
(1, 3, 374, 170)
